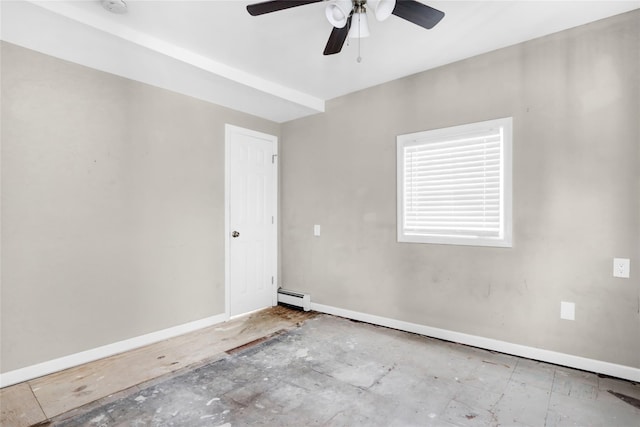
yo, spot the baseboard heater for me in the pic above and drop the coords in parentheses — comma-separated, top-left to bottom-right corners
(277, 288, 311, 312)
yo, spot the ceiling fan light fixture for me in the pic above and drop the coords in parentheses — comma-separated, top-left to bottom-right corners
(246, 0, 445, 56)
(372, 0, 396, 21)
(348, 11, 370, 38)
(325, 0, 352, 28)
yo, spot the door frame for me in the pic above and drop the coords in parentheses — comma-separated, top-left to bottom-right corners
(224, 124, 278, 320)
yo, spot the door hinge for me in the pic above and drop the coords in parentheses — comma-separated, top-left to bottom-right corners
(272, 216, 274, 224)
(271, 276, 274, 285)
(272, 154, 278, 164)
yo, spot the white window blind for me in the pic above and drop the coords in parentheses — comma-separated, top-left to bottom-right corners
(397, 118, 512, 247)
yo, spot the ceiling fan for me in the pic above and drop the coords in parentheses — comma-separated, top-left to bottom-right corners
(246, 0, 445, 56)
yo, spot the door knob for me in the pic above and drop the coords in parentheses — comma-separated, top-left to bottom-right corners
(232, 231, 240, 238)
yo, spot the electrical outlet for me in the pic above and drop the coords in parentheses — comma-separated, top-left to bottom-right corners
(313, 225, 321, 237)
(613, 258, 630, 278)
(560, 301, 575, 320)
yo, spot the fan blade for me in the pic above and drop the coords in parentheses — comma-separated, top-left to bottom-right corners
(247, 0, 323, 16)
(392, 0, 445, 29)
(323, 17, 352, 55)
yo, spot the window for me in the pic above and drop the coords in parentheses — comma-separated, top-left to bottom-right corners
(397, 117, 512, 247)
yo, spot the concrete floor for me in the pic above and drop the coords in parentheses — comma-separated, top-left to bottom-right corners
(49, 314, 639, 427)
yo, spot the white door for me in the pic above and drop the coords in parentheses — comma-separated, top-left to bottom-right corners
(226, 125, 277, 317)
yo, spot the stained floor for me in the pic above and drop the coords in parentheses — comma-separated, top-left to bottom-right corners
(0, 306, 316, 427)
(48, 314, 640, 427)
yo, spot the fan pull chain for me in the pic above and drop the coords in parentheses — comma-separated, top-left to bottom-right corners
(357, 12, 362, 63)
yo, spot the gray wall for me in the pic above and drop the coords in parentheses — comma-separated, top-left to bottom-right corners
(281, 11, 640, 368)
(2, 10, 639, 376)
(0, 42, 279, 372)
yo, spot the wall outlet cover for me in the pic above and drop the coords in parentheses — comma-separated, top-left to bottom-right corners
(613, 258, 630, 278)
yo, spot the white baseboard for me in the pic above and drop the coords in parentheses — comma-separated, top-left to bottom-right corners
(0, 313, 227, 388)
(310, 302, 640, 383)
(4, 304, 637, 388)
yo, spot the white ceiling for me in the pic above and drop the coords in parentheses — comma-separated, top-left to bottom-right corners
(2, 0, 639, 122)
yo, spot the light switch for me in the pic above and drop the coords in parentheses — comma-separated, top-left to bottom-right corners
(560, 301, 575, 320)
(613, 258, 630, 278)
(313, 225, 321, 236)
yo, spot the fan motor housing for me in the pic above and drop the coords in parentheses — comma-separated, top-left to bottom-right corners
(101, 0, 128, 14)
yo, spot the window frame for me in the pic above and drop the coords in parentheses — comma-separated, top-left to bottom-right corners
(397, 117, 513, 248)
